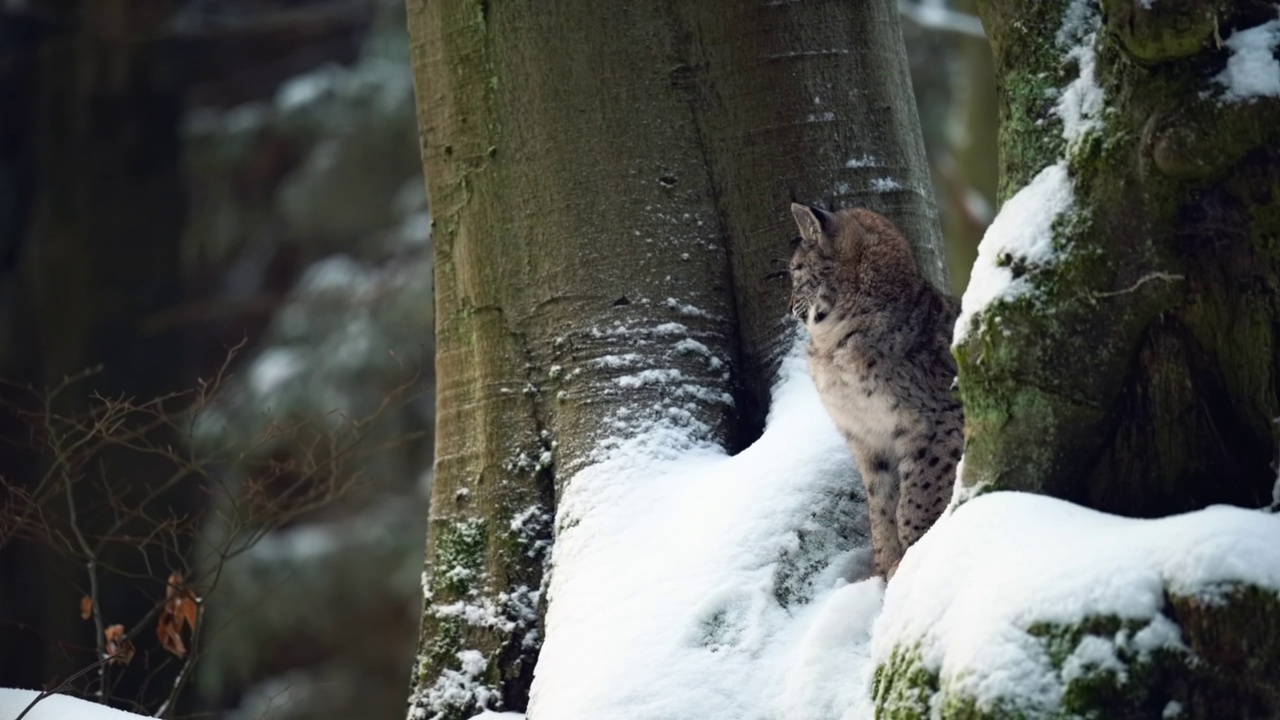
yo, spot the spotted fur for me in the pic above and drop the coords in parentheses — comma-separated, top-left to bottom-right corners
(789, 203, 963, 578)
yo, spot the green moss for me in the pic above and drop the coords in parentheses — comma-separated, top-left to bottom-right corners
(434, 516, 488, 596)
(873, 645, 939, 720)
(426, 611, 465, 668)
(983, 0, 1078, 201)
(1101, 0, 1218, 62)
(955, 195, 1124, 499)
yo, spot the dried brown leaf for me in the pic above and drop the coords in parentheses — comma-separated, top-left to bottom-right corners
(104, 624, 134, 665)
(157, 612, 186, 658)
(157, 572, 198, 658)
(79, 595, 93, 621)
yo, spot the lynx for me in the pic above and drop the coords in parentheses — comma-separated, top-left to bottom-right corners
(789, 203, 963, 578)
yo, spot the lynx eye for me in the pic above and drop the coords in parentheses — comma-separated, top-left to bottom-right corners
(813, 310, 828, 323)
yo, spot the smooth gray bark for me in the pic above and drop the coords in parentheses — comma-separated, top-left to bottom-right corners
(405, 2, 944, 717)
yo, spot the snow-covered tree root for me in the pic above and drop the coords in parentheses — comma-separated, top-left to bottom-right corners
(871, 492, 1280, 720)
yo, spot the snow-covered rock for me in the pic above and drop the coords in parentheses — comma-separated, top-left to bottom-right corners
(872, 492, 1280, 719)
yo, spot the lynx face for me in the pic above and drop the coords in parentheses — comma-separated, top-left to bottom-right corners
(788, 203, 840, 329)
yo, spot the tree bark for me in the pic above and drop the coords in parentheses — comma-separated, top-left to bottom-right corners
(960, 0, 1280, 515)
(404, 1, 944, 717)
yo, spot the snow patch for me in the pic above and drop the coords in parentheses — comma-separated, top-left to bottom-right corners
(594, 353, 642, 369)
(870, 177, 902, 192)
(1055, 1, 1104, 149)
(845, 154, 879, 168)
(411, 651, 501, 720)
(779, 578, 883, 719)
(664, 297, 715, 318)
(954, 163, 1074, 345)
(0, 690, 151, 719)
(615, 368, 683, 389)
(1215, 12, 1280, 102)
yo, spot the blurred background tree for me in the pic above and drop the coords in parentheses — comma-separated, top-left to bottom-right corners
(0, 0, 994, 717)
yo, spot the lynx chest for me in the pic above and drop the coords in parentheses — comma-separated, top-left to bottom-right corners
(806, 344, 903, 456)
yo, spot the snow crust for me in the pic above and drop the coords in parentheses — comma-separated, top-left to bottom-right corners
(953, 163, 1073, 345)
(1215, 12, 1280, 102)
(874, 492, 1280, 712)
(0, 690, 151, 719)
(527, 343, 881, 719)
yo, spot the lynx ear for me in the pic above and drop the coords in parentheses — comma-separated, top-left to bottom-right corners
(790, 203, 834, 250)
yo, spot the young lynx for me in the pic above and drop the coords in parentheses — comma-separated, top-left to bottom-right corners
(789, 203, 962, 578)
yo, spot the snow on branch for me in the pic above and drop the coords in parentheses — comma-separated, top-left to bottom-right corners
(1214, 11, 1280, 103)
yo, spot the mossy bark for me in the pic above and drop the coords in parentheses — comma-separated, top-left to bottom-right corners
(958, 0, 1280, 516)
(404, 0, 944, 716)
(874, 584, 1280, 720)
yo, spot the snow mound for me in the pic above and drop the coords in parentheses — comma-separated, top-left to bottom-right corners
(953, 163, 1073, 345)
(528, 343, 878, 719)
(873, 492, 1280, 712)
(0, 689, 151, 719)
(1215, 12, 1280, 102)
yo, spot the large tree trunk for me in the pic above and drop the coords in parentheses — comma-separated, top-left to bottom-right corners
(404, 1, 944, 717)
(958, 0, 1280, 516)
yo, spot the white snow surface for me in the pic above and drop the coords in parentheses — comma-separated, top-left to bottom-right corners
(953, 163, 1073, 345)
(0, 689, 151, 719)
(527, 344, 881, 719)
(1054, 1, 1104, 149)
(1215, 12, 1280, 102)
(874, 492, 1280, 712)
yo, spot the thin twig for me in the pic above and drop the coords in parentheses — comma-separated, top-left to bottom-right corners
(14, 650, 123, 720)
(1091, 272, 1185, 299)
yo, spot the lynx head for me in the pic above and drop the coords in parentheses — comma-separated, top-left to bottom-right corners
(788, 202, 918, 330)
(788, 202, 846, 328)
